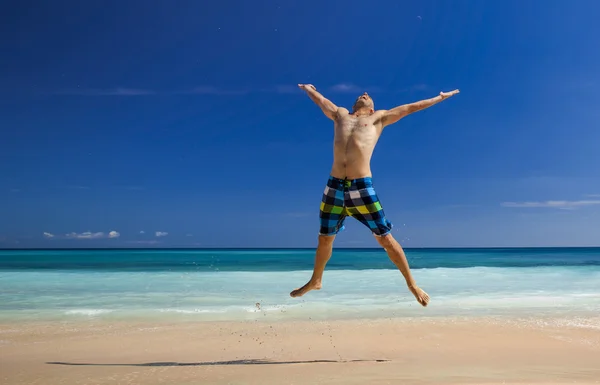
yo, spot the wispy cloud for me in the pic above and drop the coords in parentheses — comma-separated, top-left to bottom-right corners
(66, 231, 106, 239)
(51, 84, 434, 97)
(327, 83, 386, 94)
(155, 231, 168, 237)
(501, 200, 600, 210)
(585, 194, 600, 198)
(139, 230, 145, 234)
(183, 84, 380, 95)
(55, 87, 155, 96)
(10, 188, 20, 193)
(43, 232, 54, 239)
(327, 83, 434, 94)
(328, 83, 362, 93)
(186, 233, 194, 237)
(64, 230, 121, 239)
(186, 84, 358, 95)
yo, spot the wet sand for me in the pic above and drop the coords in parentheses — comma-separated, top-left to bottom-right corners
(2, 316, 599, 384)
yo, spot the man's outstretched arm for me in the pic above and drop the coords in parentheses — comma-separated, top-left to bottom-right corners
(298, 84, 339, 120)
(381, 90, 460, 127)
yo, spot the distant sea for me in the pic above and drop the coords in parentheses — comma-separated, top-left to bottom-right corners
(1, 248, 599, 323)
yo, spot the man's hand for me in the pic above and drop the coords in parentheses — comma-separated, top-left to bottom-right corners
(298, 83, 338, 120)
(298, 84, 316, 91)
(440, 89, 460, 99)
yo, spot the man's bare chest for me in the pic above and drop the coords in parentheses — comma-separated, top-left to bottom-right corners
(335, 117, 379, 137)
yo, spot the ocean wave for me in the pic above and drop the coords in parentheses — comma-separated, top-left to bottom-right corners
(1, 263, 598, 322)
(158, 308, 227, 314)
(64, 309, 114, 316)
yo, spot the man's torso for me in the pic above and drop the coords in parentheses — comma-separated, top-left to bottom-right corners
(330, 108, 385, 180)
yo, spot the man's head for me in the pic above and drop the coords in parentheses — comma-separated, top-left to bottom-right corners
(352, 92, 374, 112)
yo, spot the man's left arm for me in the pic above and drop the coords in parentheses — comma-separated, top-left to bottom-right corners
(380, 90, 460, 127)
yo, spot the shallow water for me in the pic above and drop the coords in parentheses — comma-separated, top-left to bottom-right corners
(1, 248, 599, 322)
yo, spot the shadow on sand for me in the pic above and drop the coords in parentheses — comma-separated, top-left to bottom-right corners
(47, 358, 390, 367)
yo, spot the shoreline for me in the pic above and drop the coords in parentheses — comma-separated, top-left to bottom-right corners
(3, 312, 600, 331)
(3, 308, 600, 325)
(3, 312, 600, 333)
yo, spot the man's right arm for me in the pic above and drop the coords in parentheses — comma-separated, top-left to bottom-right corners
(380, 90, 460, 127)
(298, 84, 339, 120)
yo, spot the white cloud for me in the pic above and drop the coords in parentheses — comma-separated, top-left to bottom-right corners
(501, 200, 600, 210)
(43, 232, 54, 239)
(585, 194, 600, 198)
(186, 233, 193, 237)
(64, 230, 121, 239)
(65, 231, 106, 239)
(155, 231, 168, 237)
(139, 230, 145, 234)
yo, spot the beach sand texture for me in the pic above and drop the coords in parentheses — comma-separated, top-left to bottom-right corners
(2, 316, 599, 384)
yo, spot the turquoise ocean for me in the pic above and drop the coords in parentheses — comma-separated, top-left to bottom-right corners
(1, 248, 599, 323)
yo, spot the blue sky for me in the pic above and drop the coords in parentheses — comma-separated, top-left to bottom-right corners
(1, 0, 599, 248)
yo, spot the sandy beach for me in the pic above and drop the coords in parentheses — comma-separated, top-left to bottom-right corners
(2, 316, 599, 385)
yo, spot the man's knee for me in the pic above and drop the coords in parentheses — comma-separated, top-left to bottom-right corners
(374, 233, 395, 248)
(318, 234, 336, 247)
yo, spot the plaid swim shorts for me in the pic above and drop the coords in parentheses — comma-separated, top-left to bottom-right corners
(319, 176, 393, 237)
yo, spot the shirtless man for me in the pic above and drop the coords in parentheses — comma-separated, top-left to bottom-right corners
(290, 84, 460, 306)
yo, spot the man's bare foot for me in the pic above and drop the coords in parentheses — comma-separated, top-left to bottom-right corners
(290, 280, 322, 297)
(409, 285, 430, 307)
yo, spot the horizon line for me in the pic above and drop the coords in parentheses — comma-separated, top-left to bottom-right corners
(1, 246, 600, 251)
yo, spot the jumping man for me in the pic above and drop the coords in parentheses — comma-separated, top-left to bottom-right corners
(290, 84, 460, 306)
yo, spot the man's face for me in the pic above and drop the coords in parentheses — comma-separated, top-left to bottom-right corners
(353, 92, 374, 111)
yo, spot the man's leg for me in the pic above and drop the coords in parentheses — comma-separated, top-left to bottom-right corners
(345, 177, 429, 306)
(375, 233, 430, 306)
(291, 176, 346, 298)
(290, 234, 336, 297)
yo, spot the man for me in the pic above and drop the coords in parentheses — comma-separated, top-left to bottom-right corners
(290, 84, 460, 307)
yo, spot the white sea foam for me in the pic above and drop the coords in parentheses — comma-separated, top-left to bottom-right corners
(1, 266, 599, 322)
(158, 308, 227, 314)
(64, 309, 114, 316)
